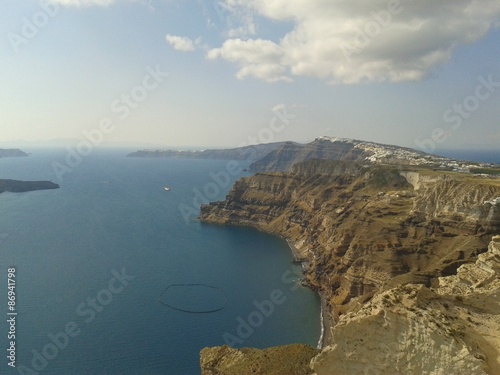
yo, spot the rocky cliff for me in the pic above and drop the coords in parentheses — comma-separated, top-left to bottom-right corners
(201, 160, 500, 309)
(312, 235, 500, 375)
(200, 159, 500, 374)
(248, 136, 467, 172)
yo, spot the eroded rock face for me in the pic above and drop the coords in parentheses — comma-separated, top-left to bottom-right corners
(312, 236, 500, 375)
(201, 161, 500, 312)
(311, 287, 488, 375)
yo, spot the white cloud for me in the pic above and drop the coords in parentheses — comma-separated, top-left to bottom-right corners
(207, 0, 500, 84)
(207, 38, 291, 82)
(166, 35, 197, 52)
(271, 103, 286, 112)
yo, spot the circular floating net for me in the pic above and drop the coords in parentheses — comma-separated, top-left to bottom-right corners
(158, 283, 227, 313)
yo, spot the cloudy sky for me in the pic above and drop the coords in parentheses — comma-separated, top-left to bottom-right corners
(1, 0, 499, 151)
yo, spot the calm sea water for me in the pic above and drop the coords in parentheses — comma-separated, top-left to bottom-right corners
(0, 149, 320, 375)
(435, 149, 500, 164)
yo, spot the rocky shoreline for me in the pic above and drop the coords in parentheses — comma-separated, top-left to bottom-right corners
(284, 237, 332, 349)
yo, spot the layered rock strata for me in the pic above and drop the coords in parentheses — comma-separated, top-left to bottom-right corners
(312, 236, 500, 375)
(201, 161, 500, 312)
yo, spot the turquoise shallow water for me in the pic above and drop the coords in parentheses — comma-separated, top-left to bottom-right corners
(0, 149, 320, 375)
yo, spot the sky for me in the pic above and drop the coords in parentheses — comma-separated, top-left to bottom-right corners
(1, 0, 499, 152)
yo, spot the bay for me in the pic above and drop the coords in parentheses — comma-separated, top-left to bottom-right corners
(0, 149, 320, 375)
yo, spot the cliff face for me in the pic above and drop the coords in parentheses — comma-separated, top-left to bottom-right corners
(248, 140, 367, 172)
(312, 235, 500, 375)
(201, 160, 500, 313)
(247, 137, 461, 172)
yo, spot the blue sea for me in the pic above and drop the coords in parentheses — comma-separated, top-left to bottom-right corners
(0, 149, 321, 375)
(435, 149, 500, 164)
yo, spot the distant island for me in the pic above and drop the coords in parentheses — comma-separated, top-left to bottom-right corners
(0, 179, 60, 194)
(0, 148, 28, 158)
(127, 142, 291, 162)
(0, 148, 59, 194)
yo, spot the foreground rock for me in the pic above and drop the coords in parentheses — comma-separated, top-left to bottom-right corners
(0, 179, 60, 194)
(200, 344, 319, 375)
(312, 236, 500, 375)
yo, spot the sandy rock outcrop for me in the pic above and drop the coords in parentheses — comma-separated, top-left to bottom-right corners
(200, 344, 319, 375)
(311, 236, 500, 375)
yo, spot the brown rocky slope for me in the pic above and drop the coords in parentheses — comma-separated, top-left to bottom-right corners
(200, 159, 500, 374)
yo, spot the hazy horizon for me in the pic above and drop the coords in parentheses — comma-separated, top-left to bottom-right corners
(1, 136, 500, 154)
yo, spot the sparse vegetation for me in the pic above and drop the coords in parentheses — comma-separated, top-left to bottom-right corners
(470, 168, 500, 175)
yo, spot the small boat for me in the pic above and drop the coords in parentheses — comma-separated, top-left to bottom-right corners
(164, 185, 171, 191)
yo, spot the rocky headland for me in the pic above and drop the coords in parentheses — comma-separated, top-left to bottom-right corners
(198, 137, 500, 374)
